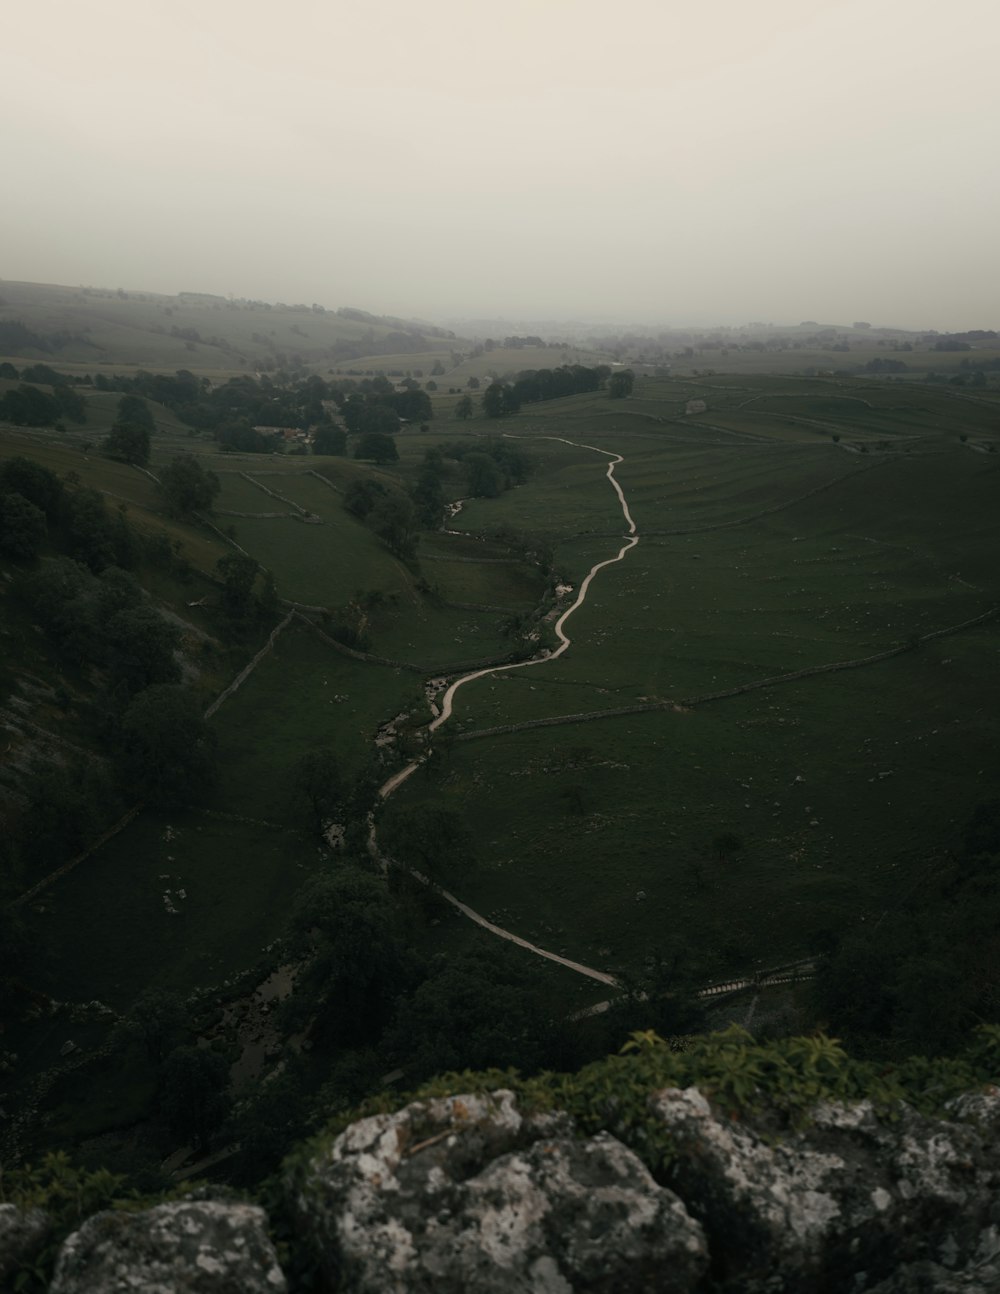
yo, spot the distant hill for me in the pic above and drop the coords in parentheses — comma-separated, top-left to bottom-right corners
(0, 280, 460, 376)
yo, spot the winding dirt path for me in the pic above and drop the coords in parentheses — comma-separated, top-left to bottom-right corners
(375, 436, 638, 983)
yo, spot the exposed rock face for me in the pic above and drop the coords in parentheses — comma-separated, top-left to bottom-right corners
(652, 1084, 1000, 1293)
(17, 1083, 1000, 1292)
(290, 1088, 708, 1293)
(50, 1199, 287, 1294)
(0, 1204, 49, 1284)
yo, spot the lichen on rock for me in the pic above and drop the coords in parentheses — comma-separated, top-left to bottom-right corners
(291, 1087, 707, 1292)
(651, 1084, 1000, 1292)
(0, 1203, 49, 1285)
(50, 1199, 287, 1294)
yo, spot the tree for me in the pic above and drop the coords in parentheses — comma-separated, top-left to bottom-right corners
(295, 746, 344, 832)
(218, 421, 275, 454)
(359, 404, 400, 437)
(482, 382, 519, 418)
(156, 454, 220, 517)
(312, 424, 346, 455)
(453, 394, 473, 420)
(117, 989, 188, 1062)
(464, 452, 504, 498)
(289, 869, 411, 1046)
(158, 1046, 229, 1151)
(384, 946, 557, 1080)
(102, 420, 150, 466)
(608, 369, 635, 398)
(410, 454, 445, 526)
(355, 431, 398, 464)
(431, 360, 445, 376)
(343, 477, 389, 518)
(0, 456, 64, 518)
(216, 552, 260, 622)
(118, 684, 217, 805)
(379, 803, 473, 882)
(0, 491, 46, 560)
(62, 487, 137, 572)
(368, 491, 417, 558)
(117, 394, 155, 433)
(102, 604, 182, 692)
(0, 384, 61, 427)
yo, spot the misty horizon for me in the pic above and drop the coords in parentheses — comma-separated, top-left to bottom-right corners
(3, 0, 998, 331)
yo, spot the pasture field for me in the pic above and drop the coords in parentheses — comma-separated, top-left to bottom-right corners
(22, 813, 314, 1009)
(7, 371, 999, 1013)
(369, 381, 999, 983)
(651, 344, 1000, 381)
(334, 343, 610, 385)
(209, 621, 424, 823)
(383, 613, 997, 984)
(0, 425, 233, 575)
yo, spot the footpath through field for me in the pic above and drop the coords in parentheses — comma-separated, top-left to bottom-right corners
(375, 435, 638, 986)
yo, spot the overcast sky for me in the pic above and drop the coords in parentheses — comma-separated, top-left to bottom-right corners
(3, 0, 997, 329)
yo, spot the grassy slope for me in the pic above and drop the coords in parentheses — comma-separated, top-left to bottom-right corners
(375, 378, 1000, 981)
(0, 279, 455, 374)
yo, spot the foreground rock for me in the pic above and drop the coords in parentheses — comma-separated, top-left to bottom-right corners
(289, 1088, 708, 1293)
(50, 1199, 287, 1294)
(653, 1084, 1000, 1292)
(0, 1204, 49, 1285)
(12, 1078, 1000, 1291)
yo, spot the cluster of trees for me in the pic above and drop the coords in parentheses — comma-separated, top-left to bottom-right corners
(0, 377, 86, 427)
(215, 552, 279, 626)
(510, 363, 610, 405)
(925, 370, 993, 388)
(477, 364, 625, 418)
(22, 560, 182, 696)
(481, 381, 522, 418)
(813, 801, 1000, 1059)
(89, 370, 339, 449)
(81, 368, 434, 456)
(1, 471, 216, 934)
(608, 369, 635, 398)
(156, 454, 221, 516)
(342, 476, 417, 558)
(0, 322, 85, 356)
(0, 455, 149, 570)
(102, 395, 156, 465)
(341, 384, 432, 434)
(434, 437, 532, 498)
(281, 856, 706, 1099)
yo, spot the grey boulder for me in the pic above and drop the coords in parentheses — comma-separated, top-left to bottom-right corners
(291, 1087, 707, 1293)
(50, 1198, 286, 1294)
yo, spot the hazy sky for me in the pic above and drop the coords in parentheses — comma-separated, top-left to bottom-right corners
(4, 0, 998, 329)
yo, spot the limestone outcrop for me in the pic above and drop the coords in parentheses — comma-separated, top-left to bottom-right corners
(16, 1081, 1000, 1291)
(50, 1199, 286, 1294)
(288, 1089, 707, 1293)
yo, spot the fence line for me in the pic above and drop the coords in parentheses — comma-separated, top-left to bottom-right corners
(203, 610, 297, 719)
(12, 806, 142, 906)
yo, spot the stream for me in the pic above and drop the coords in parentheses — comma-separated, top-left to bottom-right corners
(374, 436, 638, 985)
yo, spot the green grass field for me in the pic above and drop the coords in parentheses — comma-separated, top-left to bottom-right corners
(6, 371, 999, 1011)
(366, 380, 999, 984)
